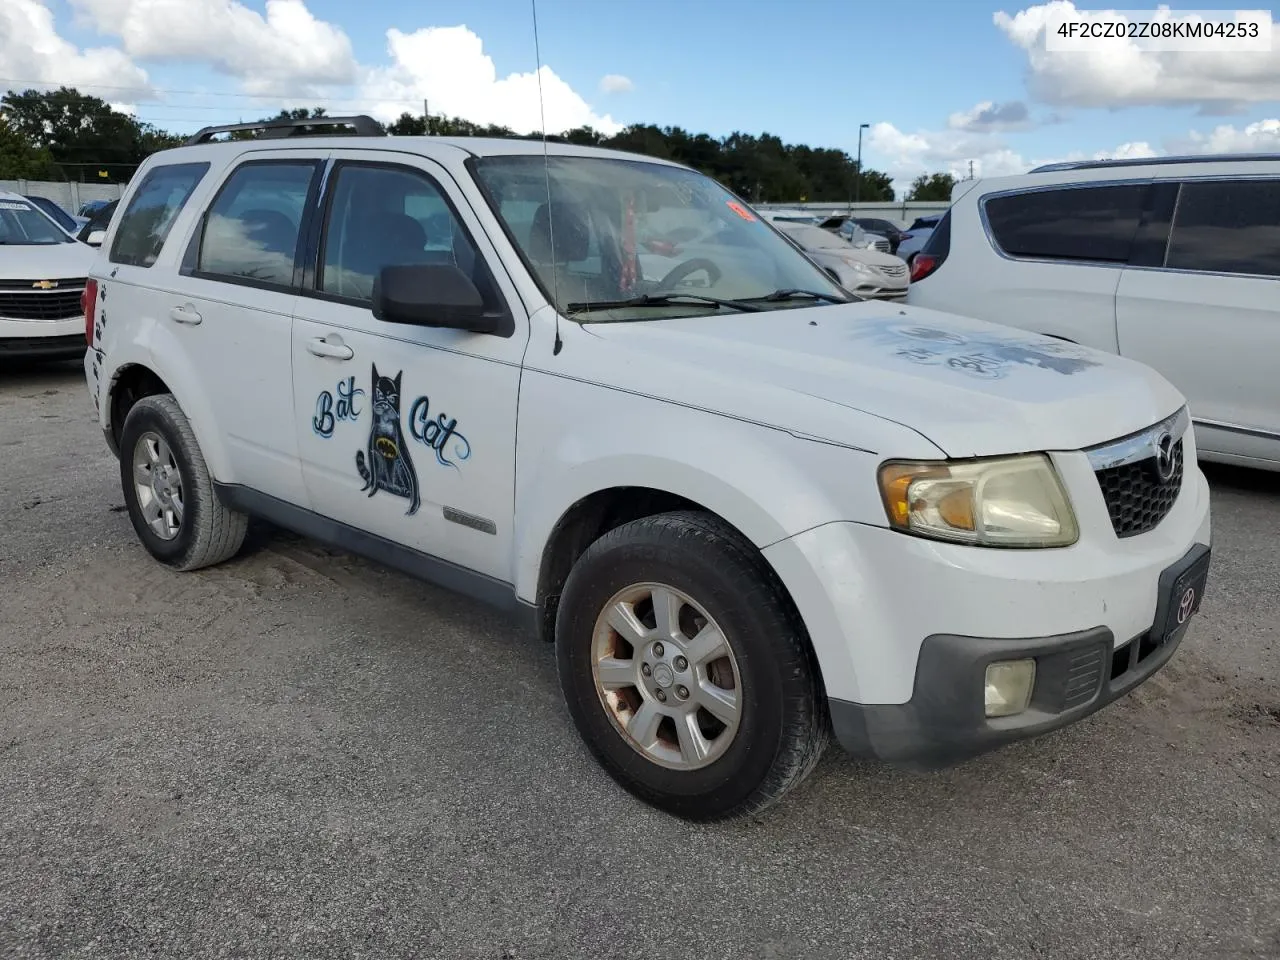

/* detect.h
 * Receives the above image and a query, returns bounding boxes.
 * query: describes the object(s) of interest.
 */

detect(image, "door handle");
[169,304,202,325]
[306,336,354,361]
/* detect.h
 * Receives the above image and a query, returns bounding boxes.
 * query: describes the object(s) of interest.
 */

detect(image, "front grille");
[1095,439,1183,538]
[880,263,908,278]
[0,278,86,322]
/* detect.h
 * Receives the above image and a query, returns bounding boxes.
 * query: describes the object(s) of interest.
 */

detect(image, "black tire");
[555,510,829,821]
[118,394,247,572]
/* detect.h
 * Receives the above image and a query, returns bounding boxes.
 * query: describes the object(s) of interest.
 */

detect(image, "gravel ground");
[1,360,1278,960]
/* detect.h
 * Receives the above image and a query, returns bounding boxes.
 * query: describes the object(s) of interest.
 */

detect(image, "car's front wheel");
[118,394,248,571]
[555,511,829,821]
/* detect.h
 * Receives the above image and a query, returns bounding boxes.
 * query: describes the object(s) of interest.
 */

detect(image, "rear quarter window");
[983,183,1148,263]
[1165,178,1280,278]
[109,162,210,268]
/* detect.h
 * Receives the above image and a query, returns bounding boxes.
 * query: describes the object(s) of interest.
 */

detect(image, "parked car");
[77,198,112,218]
[77,199,118,247]
[852,217,912,254]
[814,216,893,254]
[896,213,943,265]
[24,195,90,236]
[758,208,822,224]
[0,191,98,360]
[906,155,1280,471]
[774,221,908,299]
[83,117,1210,821]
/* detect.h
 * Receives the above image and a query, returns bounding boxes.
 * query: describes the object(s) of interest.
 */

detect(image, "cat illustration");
[355,364,421,516]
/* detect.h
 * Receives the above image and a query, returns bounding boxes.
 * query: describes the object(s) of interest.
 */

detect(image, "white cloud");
[599,74,634,95]
[868,121,1031,195]
[947,100,1033,132]
[359,25,622,135]
[869,119,1171,195]
[0,0,152,100]
[70,0,357,92]
[108,102,138,116]
[1177,118,1280,153]
[995,1,1280,112]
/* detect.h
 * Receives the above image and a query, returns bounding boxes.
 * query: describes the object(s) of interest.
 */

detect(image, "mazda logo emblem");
[1152,430,1177,482]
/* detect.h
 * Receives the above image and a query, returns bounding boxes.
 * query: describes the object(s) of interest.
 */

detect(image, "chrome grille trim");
[1085,406,1191,472]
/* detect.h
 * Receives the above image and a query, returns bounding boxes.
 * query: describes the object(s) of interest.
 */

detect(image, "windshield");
[0,200,73,245]
[471,155,849,321]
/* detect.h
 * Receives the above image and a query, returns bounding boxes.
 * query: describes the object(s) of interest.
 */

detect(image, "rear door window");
[1165,179,1280,278]
[983,184,1148,263]
[109,162,210,267]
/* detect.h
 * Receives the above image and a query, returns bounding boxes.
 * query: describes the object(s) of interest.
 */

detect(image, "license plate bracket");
[1151,544,1212,647]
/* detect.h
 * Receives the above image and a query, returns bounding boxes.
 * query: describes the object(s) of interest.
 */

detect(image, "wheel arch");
[526,483,818,676]
[103,348,233,481]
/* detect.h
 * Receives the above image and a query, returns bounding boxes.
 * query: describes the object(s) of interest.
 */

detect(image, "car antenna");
[531,0,563,356]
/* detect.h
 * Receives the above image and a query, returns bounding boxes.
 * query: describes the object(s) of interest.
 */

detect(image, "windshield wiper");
[565,293,763,315]
[739,288,852,305]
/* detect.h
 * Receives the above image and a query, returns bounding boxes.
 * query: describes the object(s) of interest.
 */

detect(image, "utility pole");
[968,159,975,180]
[854,122,870,207]
[423,99,430,134]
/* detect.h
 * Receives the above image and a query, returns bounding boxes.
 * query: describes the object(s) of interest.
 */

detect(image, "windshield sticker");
[726,200,756,222]
[409,396,471,469]
[312,376,365,438]
[356,365,421,516]
[0,201,29,210]
[850,320,1101,379]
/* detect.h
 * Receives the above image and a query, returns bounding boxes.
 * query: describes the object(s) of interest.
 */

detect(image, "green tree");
[907,172,957,202]
[1,87,145,179]
[0,117,54,178]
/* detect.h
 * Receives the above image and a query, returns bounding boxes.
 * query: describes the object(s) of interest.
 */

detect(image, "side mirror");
[85,229,107,246]
[372,264,498,334]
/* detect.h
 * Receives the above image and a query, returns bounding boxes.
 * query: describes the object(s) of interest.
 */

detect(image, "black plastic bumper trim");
[830,542,1211,768]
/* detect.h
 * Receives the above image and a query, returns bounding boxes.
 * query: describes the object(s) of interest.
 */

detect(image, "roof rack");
[183,115,385,146]
[1028,152,1280,174]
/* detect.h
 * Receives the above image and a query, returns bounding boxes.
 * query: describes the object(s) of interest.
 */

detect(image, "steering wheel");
[656,257,722,289]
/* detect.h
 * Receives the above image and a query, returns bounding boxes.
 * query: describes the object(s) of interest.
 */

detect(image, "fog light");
[985,659,1036,718]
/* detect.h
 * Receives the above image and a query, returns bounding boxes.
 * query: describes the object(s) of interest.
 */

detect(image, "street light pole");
[854,122,870,207]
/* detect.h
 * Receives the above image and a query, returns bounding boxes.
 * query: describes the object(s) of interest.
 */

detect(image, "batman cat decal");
[357,365,422,515]
[308,364,473,517]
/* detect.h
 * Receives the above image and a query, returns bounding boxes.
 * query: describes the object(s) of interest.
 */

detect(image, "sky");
[4,0,1280,197]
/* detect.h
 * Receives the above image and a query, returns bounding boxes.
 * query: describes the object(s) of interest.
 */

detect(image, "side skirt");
[213,482,540,635]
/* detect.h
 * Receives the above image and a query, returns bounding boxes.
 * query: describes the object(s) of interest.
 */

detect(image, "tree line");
[0,87,958,202]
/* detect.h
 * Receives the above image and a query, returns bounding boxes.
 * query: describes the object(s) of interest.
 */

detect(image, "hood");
[813,246,903,269]
[578,300,1186,458]
[0,240,97,280]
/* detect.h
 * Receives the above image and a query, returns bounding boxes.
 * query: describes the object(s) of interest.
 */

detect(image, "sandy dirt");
[1,360,1278,960]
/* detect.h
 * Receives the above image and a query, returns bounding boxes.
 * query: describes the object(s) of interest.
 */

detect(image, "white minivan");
[83,117,1212,820]
[907,155,1280,471]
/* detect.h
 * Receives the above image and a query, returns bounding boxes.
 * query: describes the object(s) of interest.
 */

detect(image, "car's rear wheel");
[118,394,248,571]
[555,510,829,821]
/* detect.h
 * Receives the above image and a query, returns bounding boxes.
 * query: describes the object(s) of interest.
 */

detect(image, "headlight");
[840,257,873,273]
[877,454,1079,548]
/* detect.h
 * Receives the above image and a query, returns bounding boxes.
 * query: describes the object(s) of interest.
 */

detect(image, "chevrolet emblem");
[32,280,58,290]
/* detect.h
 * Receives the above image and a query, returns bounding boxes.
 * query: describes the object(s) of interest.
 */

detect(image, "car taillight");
[910,253,940,283]
[82,278,98,345]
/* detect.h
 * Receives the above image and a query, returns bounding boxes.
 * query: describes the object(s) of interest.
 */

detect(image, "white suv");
[0,191,98,361]
[907,156,1280,471]
[83,117,1212,821]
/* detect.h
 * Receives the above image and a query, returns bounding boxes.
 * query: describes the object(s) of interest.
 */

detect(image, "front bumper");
[829,542,1210,767]
[0,333,86,360]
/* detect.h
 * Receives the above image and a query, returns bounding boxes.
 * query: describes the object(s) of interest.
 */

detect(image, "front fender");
[510,371,925,603]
